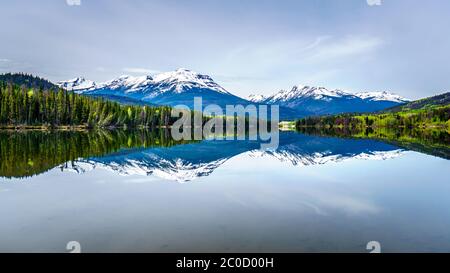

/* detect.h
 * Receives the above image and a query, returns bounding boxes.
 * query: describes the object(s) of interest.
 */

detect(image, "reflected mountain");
[249,133,404,166]
[2,129,447,181]
[65,140,261,181]
[64,131,404,182]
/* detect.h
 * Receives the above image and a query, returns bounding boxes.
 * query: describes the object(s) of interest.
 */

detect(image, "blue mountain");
[58,69,249,108]
[57,69,302,119]
[58,69,408,119]
[248,85,409,116]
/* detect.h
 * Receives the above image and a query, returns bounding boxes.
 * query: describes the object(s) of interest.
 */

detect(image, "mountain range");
[24,69,408,119]
[58,69,250,109]
[248,86,409,116]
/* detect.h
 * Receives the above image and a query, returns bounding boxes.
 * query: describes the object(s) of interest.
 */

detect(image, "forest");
[0,82,175,128]
[296,105,450,130]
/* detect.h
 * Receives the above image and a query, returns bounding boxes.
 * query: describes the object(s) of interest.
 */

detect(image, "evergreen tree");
[0,83,177,128]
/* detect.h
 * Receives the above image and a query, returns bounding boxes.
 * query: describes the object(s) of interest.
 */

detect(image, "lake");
[0,129,449,252]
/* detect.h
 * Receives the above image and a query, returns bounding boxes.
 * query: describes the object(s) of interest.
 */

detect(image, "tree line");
[296,105,450,129]
[0,82,175,128]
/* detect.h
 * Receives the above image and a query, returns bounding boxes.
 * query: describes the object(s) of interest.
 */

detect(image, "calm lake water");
[0,130,449,252]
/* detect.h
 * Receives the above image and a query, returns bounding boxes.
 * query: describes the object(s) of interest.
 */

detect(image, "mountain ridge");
[383,92,450,113]
[0,73,59,90]
[249,85,409,116]
[58,69,409,119]
[57,68,251,111]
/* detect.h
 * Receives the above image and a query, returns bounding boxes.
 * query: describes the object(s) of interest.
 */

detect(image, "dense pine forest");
[0,81,175,128]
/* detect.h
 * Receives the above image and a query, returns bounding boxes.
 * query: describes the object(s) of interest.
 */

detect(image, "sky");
[0,0,449,100]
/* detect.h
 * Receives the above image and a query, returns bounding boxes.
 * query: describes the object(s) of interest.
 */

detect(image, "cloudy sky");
[1,0,449,99]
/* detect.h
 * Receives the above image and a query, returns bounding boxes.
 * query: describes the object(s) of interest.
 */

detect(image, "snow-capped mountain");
[57,68,246,109]
[263,86,349,103]
[99,75,154,92]
[151,68,229,94]
[58,69,227,94]
[58,70,409,118]
[354,91,408,103]
[253,85,408,104]
[57,77,97,91]
[247,94,267,102]
[252,85,409,115]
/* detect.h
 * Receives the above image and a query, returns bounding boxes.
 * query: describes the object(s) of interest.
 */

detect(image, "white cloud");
[301,35,333,51]
[66,0,81,6]
[221,35,383,81]
[122,67,160,74]
[0,58,10,62]
[224,35,383,74]
[367,0,382,6]
[215,35,385,96]
[306,36,384,63]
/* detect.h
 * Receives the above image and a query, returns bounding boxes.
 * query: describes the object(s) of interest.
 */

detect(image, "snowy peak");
[291,85,348,98]
[261,85,408,104]
[249,85,409,115]
[152,68,229,94]
[58,68,229,95]
[100,75,154,91]
[57,77,97,92]
[247,94,266,102]
[286,86,346,100]
[354,91,409,103]
[153,68,205,83]
[263,85,349,104]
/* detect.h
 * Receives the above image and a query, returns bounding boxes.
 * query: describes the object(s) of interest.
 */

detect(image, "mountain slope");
[383,92,450,112]
[296,91,450,130]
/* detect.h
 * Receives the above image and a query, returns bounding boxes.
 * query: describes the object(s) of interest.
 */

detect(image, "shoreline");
[0,125,163,131]
[295,124,449,130]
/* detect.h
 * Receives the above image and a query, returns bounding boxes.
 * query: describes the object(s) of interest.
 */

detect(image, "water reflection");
[297,127,450,159]
[2,128,448,181]
[1,129,450,252]
[0,129,197,179]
